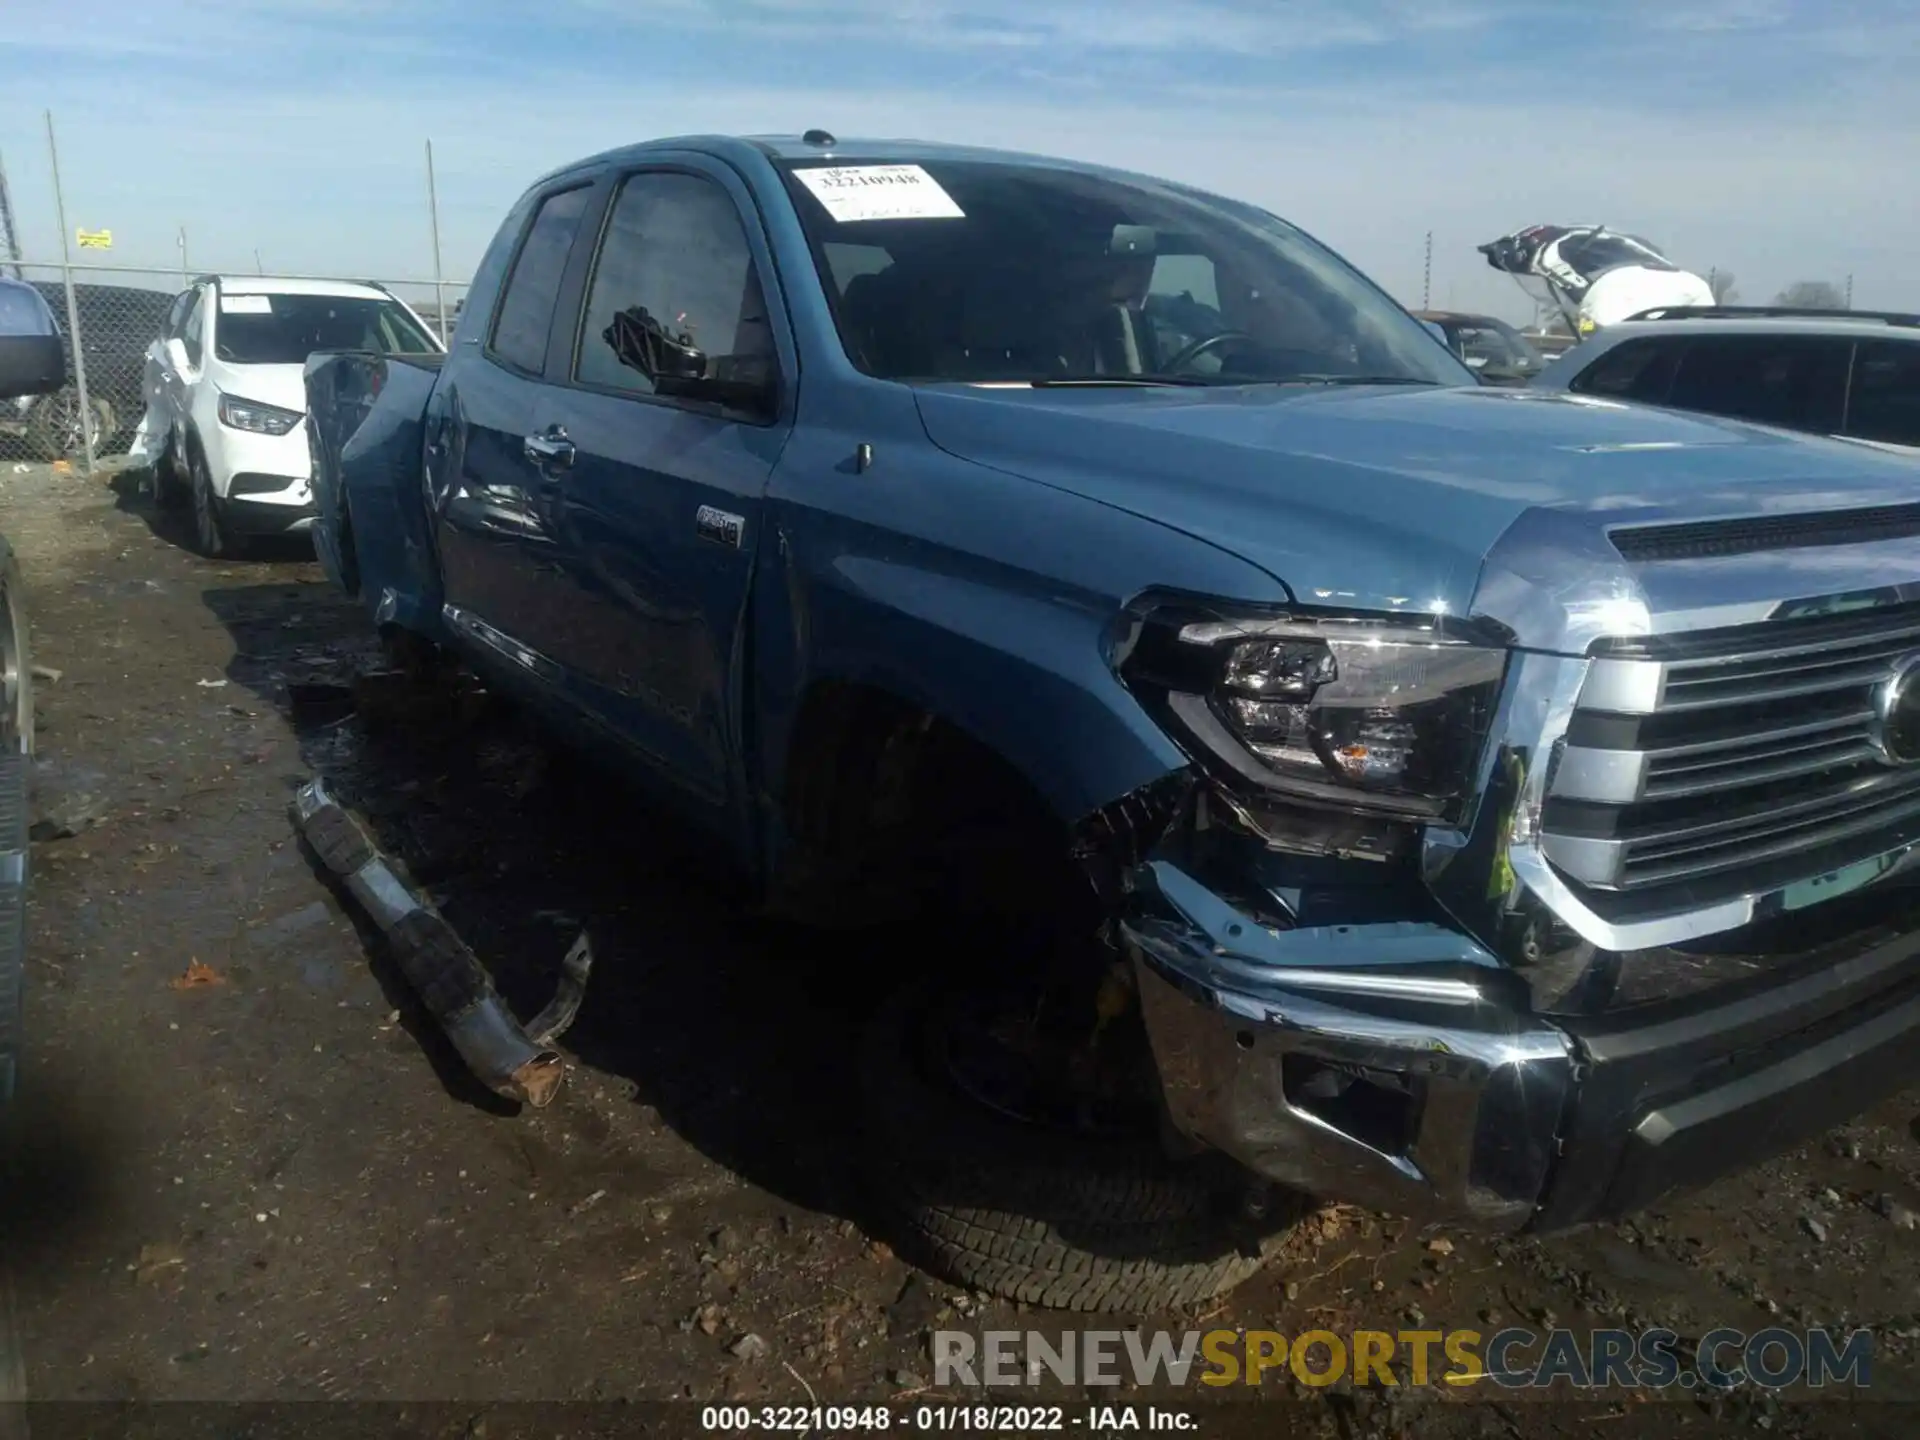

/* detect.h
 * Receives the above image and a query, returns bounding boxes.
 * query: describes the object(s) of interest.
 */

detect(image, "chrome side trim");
[442,603,562,684]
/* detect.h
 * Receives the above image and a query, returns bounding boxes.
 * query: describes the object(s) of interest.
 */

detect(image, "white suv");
[142,276,442,556]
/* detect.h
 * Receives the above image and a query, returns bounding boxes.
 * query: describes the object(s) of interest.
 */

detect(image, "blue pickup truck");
[306,133,1920,1313]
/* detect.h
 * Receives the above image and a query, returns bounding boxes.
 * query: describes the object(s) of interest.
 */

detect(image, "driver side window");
[574,171,774,402]
[162,289,193,341]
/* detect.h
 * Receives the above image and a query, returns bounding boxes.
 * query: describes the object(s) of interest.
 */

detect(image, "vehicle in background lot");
[0,276,55,1102]
[1412,309,1547,385]
[308,134,1920,1313]
[142,276,441,557]
[0,281,172,461]
[1480,224,1714,339]
[1532,307,1920,454]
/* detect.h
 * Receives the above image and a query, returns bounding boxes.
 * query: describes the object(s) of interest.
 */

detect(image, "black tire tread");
[859,981,1301,1313]
[908,1216,1277,1313]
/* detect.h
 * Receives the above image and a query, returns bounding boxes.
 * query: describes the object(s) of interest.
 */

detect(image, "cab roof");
[535,133,1171,191]
[209,276,391,300]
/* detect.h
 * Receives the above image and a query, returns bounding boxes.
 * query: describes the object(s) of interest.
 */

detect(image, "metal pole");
[178,225,189,286]
[254,248,264,275]
[425,139,448,342]
[45,111,96,476]
[1421,231,1433,311]
[0,148,22,280]
[1845,274,1854,309]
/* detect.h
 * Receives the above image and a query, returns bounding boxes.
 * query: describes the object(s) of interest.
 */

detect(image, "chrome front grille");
[1539,604,1920,903]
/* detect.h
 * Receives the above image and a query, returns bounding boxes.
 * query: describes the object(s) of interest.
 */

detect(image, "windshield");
[779,159,1471,387]
[213,293,437,365]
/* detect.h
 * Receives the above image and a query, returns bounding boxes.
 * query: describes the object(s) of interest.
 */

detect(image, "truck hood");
[911,382,1920,649]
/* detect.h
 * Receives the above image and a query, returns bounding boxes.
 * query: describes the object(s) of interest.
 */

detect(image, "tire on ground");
[858,980,1303,1313]
[0,550,32,1107]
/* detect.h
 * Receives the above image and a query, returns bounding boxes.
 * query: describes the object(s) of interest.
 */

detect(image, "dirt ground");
[5,454,1920,1438]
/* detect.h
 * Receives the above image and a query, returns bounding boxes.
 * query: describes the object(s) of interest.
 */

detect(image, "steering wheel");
[1163,329,1254,373]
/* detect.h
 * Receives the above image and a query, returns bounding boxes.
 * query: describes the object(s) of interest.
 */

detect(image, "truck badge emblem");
[1869,655,1920,766]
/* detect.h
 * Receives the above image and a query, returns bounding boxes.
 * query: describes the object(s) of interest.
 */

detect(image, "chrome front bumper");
[1121,859,1575,1232]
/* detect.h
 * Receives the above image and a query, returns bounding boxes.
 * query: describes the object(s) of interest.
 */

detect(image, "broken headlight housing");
[1116,604,1508,823]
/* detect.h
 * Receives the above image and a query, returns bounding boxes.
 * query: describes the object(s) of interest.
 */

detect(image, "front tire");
[0,553,32,1107]
[189,445,242,559]
[858,979,1303,1313]
[151,430,189,510]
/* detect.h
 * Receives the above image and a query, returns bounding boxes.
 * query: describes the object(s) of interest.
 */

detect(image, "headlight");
[218,392,303,435]
[1116,604,1508,821]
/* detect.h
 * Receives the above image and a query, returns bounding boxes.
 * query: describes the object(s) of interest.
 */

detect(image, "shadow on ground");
[198,579,907,1228]
[1,1047,136,1279]
[106,464,316,564]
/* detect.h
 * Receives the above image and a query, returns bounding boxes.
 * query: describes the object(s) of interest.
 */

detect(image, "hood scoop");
[1610,504,1920,564]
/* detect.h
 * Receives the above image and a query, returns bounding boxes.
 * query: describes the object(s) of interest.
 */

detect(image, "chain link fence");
[1,261,468,471]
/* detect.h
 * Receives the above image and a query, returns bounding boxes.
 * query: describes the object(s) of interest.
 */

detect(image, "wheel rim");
[47,391,104,455]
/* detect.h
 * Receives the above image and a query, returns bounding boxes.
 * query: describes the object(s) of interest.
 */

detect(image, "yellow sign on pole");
[76,228,111,249]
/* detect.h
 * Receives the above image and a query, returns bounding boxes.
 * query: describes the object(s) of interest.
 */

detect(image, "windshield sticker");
[793,165,964,223]
[219,294,272,314]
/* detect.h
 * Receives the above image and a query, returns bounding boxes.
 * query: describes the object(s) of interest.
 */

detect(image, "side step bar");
[290,777,587,1108]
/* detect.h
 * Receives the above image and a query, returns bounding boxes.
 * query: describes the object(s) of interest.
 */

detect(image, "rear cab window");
[487,185,593,375]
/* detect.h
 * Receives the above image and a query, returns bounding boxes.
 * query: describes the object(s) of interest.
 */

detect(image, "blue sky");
[1,0,1914,319]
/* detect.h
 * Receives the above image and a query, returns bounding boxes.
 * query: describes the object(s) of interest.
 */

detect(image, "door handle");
[523,429,575,469]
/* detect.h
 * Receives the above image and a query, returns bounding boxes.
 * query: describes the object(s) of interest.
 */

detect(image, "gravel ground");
[5,456,1920,1438]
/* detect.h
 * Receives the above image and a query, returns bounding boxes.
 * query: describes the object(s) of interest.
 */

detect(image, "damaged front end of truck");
[1096,508,1920,1236]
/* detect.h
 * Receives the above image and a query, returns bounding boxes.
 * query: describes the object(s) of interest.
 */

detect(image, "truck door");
[517,160,796,826]
[431,180,596,690]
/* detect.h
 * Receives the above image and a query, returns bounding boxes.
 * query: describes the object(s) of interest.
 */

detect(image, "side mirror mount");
[603,306,774,414]
[0,279,65,400]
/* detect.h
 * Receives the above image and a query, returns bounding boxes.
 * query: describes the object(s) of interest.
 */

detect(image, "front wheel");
[189,446,242,559]
[858,978,1305,1313]
[151,430,189,510]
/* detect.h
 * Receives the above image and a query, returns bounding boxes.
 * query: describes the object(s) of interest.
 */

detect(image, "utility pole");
[177,226,190,286]
[426,139,448,343]
[0,147,21,279]
[1845,274,1854,309]
[45,110,97,475]
[1422,231,1433,311]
